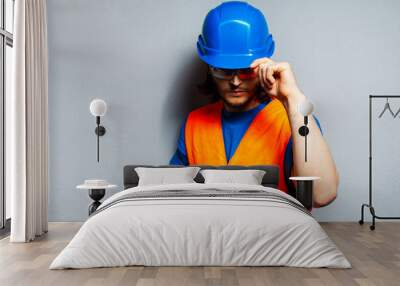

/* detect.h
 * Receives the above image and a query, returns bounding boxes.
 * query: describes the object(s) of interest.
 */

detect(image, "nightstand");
[289,176,320,210]
[77,180,117,215]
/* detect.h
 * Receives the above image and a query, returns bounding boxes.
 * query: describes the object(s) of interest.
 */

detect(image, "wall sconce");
[89,99,107,162]
[298,100,314,162]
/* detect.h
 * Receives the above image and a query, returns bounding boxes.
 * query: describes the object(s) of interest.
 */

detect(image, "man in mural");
[170,1,338,207]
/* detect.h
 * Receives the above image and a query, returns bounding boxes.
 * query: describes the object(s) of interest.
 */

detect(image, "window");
[0,0,14,232]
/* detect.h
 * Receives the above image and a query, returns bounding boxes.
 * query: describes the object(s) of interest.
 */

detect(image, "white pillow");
[135,167,201,186]
[200,169,266,185]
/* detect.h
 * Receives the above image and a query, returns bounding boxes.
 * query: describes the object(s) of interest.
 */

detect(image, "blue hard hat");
[197,1,275,69]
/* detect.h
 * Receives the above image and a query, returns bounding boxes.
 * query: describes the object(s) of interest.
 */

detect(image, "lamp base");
[95,126,106,136]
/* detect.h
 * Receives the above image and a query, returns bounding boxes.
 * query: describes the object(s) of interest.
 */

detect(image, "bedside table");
[77,180,117,215]
[289,176,320,210]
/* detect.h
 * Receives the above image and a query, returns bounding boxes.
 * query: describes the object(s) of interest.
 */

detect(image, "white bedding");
[50,183,351,269]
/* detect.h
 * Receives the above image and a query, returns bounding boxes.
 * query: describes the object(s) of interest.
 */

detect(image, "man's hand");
[250,58,304,105]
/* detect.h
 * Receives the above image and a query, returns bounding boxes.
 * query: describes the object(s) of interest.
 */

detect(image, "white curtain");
[9,0,49,242]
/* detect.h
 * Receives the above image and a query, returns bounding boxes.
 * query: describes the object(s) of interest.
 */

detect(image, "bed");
[50,165,350,269]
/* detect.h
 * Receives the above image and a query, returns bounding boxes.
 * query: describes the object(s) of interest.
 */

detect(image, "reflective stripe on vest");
[185,99,292,192]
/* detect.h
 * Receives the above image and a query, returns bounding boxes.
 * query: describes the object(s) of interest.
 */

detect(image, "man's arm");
[250,58,338,207]
[284,115,324,198]
[285,92,338,207]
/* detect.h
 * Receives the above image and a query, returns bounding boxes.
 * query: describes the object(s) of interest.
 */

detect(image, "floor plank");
[0,222,399,286]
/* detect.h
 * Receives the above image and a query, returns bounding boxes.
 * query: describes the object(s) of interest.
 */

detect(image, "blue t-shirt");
[169,99,322,191]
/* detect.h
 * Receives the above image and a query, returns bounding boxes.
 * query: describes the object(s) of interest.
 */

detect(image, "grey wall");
[47,0,400,222]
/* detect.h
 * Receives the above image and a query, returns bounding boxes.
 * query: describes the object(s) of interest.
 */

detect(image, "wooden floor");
[0,222,399,286]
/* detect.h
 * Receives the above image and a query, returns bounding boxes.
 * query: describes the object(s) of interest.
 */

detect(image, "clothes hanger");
[378,97,395,118]
[394,106,400,118]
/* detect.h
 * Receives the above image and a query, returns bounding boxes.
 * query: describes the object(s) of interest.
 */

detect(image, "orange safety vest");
[185,99,292,192]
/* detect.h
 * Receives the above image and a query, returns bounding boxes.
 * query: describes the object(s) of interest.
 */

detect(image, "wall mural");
[169,1,338,208]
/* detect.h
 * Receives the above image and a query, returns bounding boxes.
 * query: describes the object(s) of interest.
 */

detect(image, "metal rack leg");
[359,203,367,225]
[359,203,400,230]
[369,206,376,231]
[359,203,376,230]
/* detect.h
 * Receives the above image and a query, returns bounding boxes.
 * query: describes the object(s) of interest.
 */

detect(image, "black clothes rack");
[359,95,400,230]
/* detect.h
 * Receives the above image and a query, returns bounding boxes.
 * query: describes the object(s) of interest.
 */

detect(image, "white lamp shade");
[90,99,107,117]
[298,100,314,116]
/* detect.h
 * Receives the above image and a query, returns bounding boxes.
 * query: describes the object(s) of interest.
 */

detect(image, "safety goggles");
[210,66,257,80]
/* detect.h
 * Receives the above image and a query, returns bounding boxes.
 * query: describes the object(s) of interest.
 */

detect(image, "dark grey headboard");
[123,165,279,189]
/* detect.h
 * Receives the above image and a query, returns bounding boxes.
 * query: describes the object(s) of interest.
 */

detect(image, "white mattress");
[50,183,351,269]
